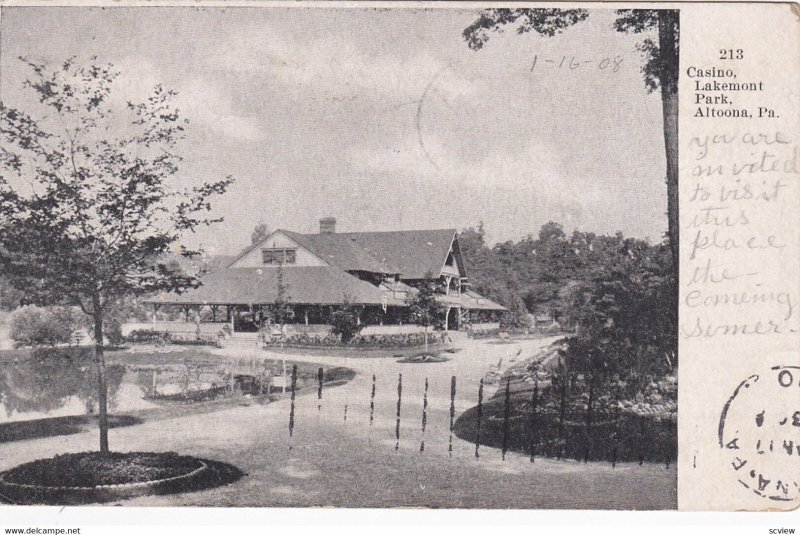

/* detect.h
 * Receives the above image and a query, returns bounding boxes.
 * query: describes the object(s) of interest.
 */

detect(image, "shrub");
[124,329,171,345]
[9,305,82,347]
[279,331,439,349]
[467,328,501,339]
[328,304,364,343]
[170,334,221,347]
[103,316,125,346]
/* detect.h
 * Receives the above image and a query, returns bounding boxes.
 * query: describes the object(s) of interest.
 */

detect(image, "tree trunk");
[658,10,680,266]
[92,293,110,453]
[424,324,429,355]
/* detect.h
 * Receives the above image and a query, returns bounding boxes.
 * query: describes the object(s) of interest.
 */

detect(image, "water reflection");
[0,353,269,424]
[0,351,126,423]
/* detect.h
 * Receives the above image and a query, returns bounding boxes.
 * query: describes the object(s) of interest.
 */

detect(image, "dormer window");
[262,248,296,265]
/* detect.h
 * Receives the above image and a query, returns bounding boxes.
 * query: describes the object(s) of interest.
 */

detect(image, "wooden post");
[194,306,201,339]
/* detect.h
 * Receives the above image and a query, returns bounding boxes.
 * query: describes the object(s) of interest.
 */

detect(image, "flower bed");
[0,451,244,505]
[275,332,447,349]
[123,329,221,347]
[467,328,501,339]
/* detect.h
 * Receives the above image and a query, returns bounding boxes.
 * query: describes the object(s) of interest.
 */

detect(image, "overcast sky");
[1,6,667,255]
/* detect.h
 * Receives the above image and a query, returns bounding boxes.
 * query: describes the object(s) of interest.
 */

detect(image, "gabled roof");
[324,229,458,280]
[281,230,398,274]
[146,265,505,311]
[147,267,408,306]
[230,227,459,280]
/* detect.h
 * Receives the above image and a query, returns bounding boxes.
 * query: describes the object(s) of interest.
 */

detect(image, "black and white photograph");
[0,5,680,510]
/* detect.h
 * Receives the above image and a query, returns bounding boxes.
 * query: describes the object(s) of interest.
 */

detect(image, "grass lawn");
[0,335,676,508]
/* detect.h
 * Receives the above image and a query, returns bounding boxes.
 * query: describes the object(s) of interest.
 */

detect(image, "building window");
[261,248,296,265]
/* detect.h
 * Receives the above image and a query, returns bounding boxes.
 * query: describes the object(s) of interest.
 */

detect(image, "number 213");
[720,49,744,60]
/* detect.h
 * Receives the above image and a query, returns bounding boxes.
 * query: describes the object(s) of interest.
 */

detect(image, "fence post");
[584,374,595,463]
[529,380,538,463]
[557,375,567,460]
[448,376,456,458]
[475,378,484,459]
[664,414,672,469]
[288,363,298,451]
[369,374,376,427]
[420,378,428,452]
[502,376,511,461]
[611,383,620,468]
[395,373,402,452]
[317,367,324,413]
[638,413,646,465]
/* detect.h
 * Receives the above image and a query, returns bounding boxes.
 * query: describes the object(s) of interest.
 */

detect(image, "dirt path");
[0,336,676,508]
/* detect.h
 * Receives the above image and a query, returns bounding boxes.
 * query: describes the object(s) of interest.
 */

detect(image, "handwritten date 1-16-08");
[531,55,623,73]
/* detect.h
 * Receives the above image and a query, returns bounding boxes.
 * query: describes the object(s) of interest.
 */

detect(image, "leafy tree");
[457,220,677,394]
[406,272,444,354]
[560,238,676,394]
[0,57,233,452]
[0,274,25,311]
[250,221,270,246]
[464,9,679,264]
[8,305,82,347]
[329,300,364,343]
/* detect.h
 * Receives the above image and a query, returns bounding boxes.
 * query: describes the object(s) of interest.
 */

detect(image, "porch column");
[444,306,451,331]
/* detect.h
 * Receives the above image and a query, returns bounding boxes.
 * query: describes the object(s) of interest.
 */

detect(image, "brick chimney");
[319,217,337,234]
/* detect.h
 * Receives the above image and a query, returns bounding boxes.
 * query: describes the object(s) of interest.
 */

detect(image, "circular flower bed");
[0,451,244,505]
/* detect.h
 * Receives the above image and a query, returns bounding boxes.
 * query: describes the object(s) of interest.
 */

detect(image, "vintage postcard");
[0,0,797,523]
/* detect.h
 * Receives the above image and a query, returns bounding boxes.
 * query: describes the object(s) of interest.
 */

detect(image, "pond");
[0,351,276,425]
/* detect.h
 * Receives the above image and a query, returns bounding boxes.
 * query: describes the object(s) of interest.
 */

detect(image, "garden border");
[0,460,208,492]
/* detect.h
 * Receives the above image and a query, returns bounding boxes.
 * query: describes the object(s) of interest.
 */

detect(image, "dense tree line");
[458,221,677,382]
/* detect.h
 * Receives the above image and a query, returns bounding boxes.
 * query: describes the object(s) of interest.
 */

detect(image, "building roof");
[337,229,458,280]
[281,230,398,274]
[313,229,458,280]
[230,228,458,280]
[147,267,408,306]
[150,225,504,311]
[145,266,505,311]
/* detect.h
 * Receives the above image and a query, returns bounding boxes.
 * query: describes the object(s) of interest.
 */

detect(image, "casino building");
[147,218,505,336]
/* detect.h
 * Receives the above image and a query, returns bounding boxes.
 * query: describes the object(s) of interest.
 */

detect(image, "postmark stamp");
[719,366,800,502]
